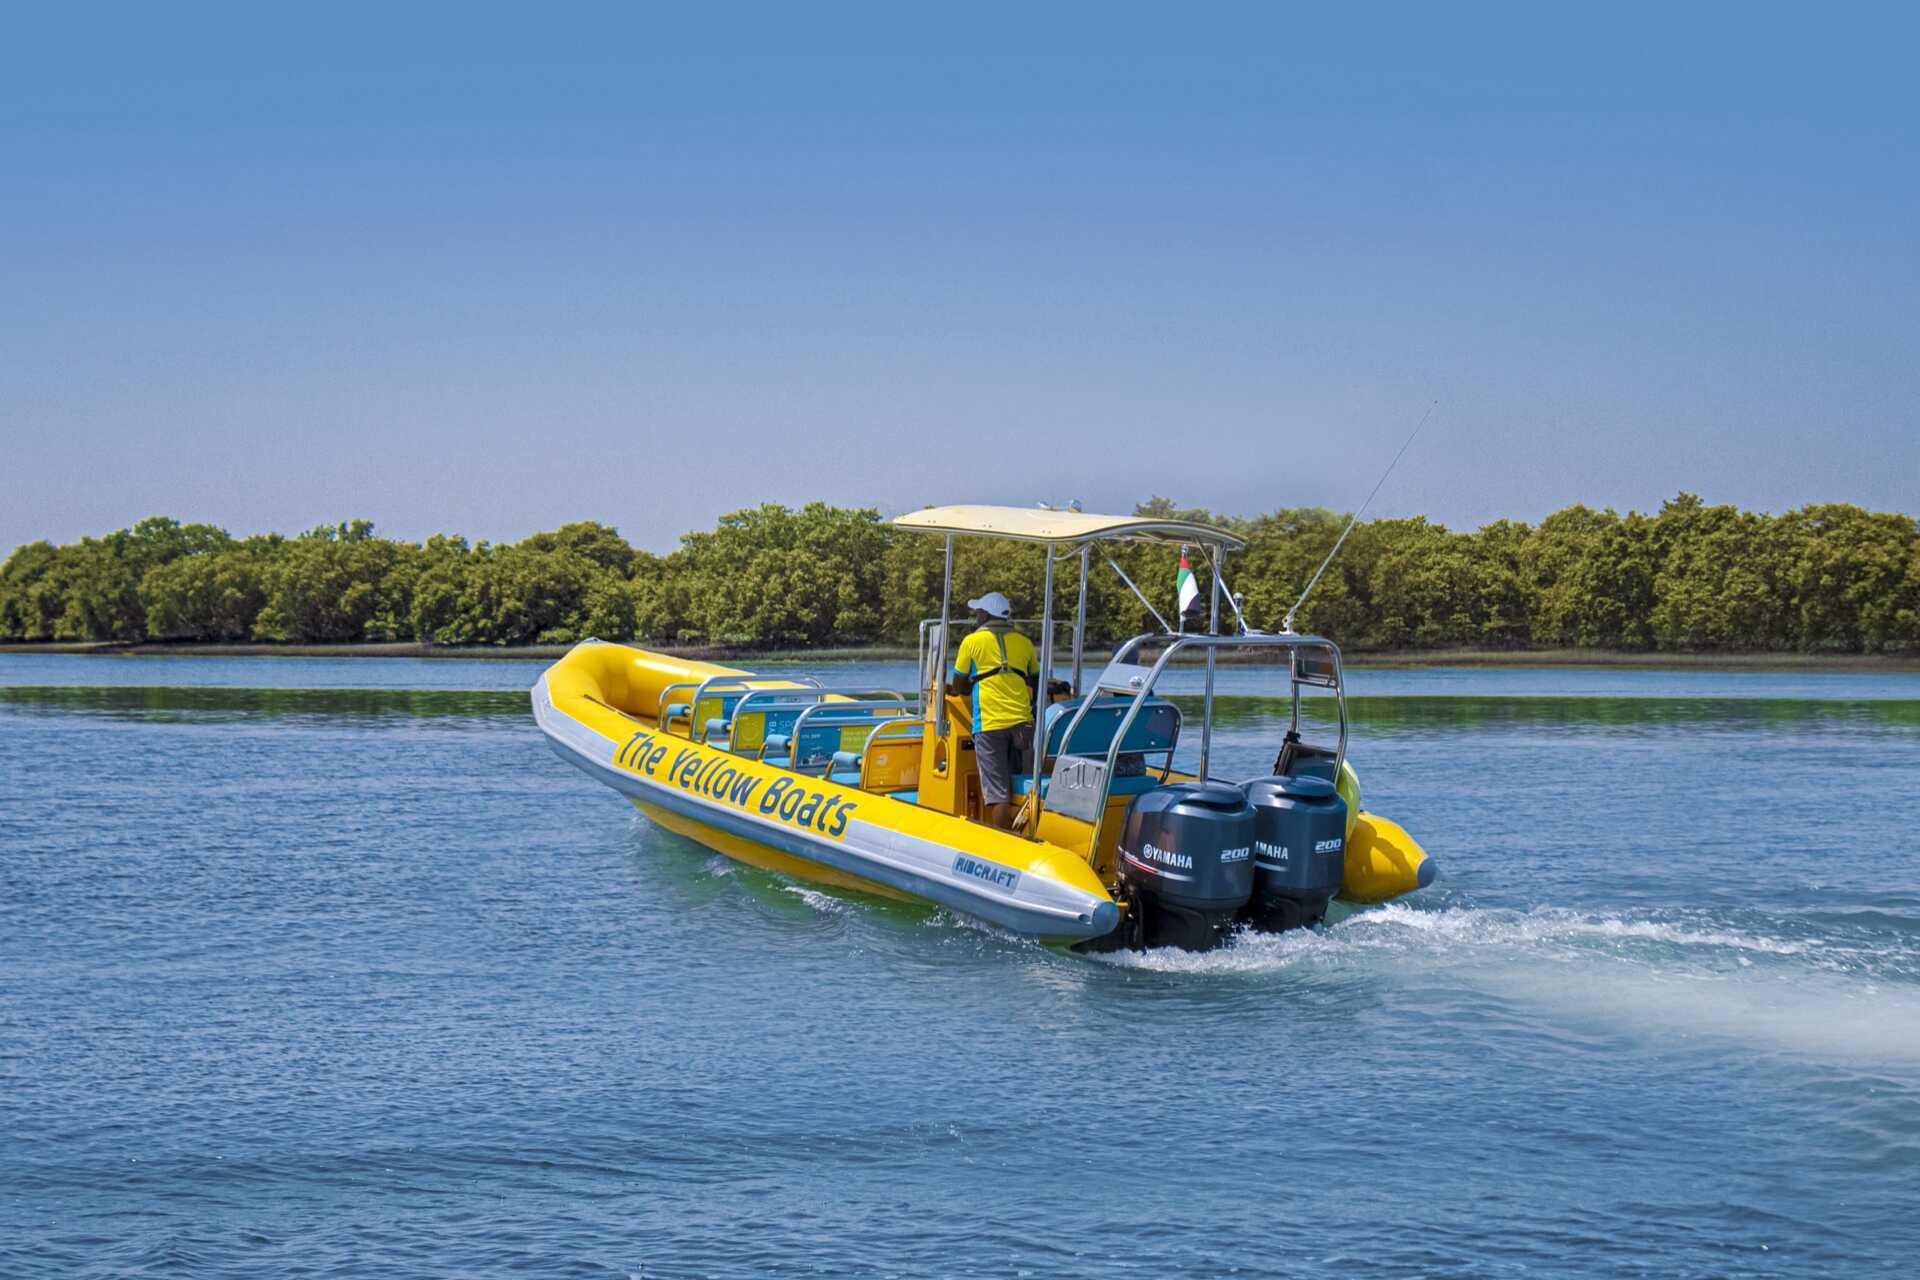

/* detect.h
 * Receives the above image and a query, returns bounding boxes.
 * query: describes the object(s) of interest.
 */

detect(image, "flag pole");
[1176,544,1186,635]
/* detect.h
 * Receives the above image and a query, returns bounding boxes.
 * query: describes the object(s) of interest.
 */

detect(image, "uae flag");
[1176,547,1200,617]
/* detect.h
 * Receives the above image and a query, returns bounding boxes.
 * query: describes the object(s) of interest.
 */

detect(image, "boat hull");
[631,798,913,901]
[533,665,1120,941]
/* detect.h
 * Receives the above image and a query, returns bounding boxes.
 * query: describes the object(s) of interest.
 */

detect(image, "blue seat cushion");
[1041,697,1180,757]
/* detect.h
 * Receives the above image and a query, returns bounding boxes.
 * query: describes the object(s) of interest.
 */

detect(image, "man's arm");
[945,634,975,696]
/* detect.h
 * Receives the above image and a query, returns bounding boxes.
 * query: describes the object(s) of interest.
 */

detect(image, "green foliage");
[1779,504,1920,652]
[0,541,64,639]
[3,497,1917,653]
[408,544,605,645]
[515,521,636,575]
[1523,505,1657,649]
[52,540,146,641]
[253,525,417,642]
[1647,495,1792,650]
[628,550,688,642]
[143,549,270,640]
[0,516,237,642]
[672,504,891,647]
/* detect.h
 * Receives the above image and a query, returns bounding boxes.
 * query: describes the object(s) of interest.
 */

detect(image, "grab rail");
[1079,632,1347,853]
[742,686,916,761]
[786,698,914,774]
[655,673,824,735]
[730,685,913,719]
[860,716,926,754]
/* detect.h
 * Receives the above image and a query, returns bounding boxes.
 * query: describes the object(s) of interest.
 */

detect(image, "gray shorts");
[974,722,1034,806]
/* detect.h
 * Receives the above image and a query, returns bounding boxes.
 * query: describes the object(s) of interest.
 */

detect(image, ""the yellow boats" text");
[617,730,858,837]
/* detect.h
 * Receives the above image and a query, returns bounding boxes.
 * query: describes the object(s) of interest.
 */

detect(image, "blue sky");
[3,2,1915,555]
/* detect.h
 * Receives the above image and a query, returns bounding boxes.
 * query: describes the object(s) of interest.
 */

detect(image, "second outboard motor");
[1244,775,1348,931]
[1115,782,1255,951]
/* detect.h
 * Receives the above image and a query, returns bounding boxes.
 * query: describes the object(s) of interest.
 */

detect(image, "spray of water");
[1095,902,1920,1062]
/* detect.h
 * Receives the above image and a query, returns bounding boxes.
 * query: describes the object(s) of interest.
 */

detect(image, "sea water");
[3,655,1918,1277]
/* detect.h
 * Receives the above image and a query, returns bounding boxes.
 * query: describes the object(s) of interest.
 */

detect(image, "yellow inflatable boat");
[531,505,1433,949]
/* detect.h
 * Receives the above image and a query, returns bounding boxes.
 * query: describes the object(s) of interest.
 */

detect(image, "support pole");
[1031,545,1056,831]
[934,534,954,743]
[1104,554,1173,635]
[1200,544,1222,780]
[1071,543,1089,695]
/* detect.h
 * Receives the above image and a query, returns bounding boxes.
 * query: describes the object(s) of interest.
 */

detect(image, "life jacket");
[971,626,1037,691]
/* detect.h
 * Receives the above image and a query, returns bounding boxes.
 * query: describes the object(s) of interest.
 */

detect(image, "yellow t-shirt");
[952,624,1038,732]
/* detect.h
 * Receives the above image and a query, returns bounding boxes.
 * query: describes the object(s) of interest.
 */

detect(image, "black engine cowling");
[1114,782,1254,951]
[1243,774,1348,931]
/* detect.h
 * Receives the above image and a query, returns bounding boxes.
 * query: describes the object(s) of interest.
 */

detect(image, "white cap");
[967,591,1013,619]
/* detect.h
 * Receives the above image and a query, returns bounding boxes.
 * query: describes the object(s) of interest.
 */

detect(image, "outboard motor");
[1243,774,1348,931]
[1115,782,1255,951]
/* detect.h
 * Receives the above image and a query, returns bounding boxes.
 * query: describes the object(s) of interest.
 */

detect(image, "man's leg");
[985,722,1032,831]
[977,728,1012,829]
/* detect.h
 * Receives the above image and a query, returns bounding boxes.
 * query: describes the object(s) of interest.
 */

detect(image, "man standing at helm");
[948,591,1039,831]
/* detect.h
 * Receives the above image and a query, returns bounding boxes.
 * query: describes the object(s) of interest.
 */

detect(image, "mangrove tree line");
[2,495,1916,653]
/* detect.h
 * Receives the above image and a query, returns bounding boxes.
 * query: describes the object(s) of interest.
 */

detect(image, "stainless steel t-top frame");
[892,505,1252,835]
[1050,631,1348,851]
[1103,631,1349,776]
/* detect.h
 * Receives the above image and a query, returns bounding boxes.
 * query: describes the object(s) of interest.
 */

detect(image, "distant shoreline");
[5,640,1918,673]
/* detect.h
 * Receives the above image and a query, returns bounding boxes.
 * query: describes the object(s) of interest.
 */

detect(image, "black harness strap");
[970,628,1038,689]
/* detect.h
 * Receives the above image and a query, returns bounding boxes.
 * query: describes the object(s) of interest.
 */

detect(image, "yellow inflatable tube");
[532,642,1122,942]
[542,643,782,718]
[1327,758,1435,903]
[1339,812,1434,904]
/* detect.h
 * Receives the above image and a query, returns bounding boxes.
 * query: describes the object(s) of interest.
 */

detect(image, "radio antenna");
[1281,399,1438,634]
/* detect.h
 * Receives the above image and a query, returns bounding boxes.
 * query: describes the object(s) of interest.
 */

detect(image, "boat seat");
[735,707,806,758]
[856,723,923,793]
[667,689,751,738]
[779,711,902,774]
[754,713,859,766]
[1008,696,1183,799]
[1039,695,1182,758]
[887,789,919,806]
[808,717,922,791]
[665,688,752,737]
